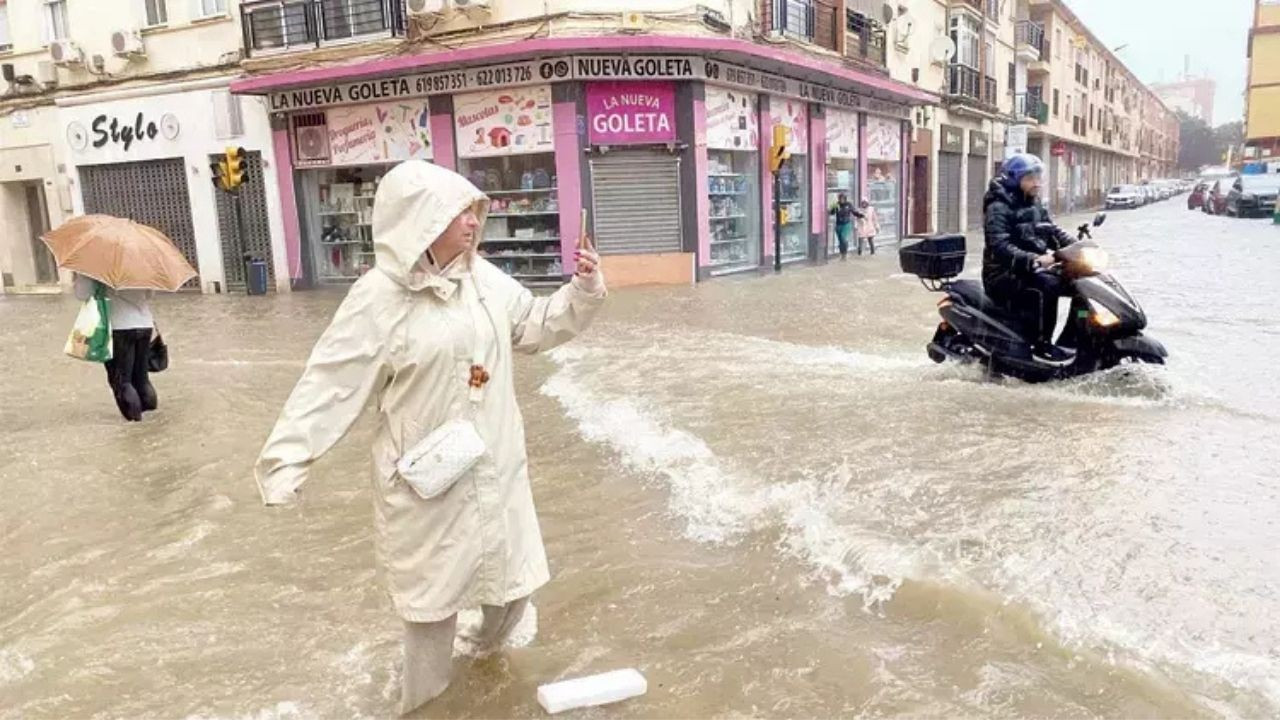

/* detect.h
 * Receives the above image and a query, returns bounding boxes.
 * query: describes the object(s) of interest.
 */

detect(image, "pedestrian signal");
[769,124,791,174]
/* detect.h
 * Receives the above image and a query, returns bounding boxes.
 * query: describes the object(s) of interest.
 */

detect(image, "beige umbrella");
[41,214,197,291]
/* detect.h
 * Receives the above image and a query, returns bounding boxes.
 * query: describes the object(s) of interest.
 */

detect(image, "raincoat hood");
[372,161,490,287]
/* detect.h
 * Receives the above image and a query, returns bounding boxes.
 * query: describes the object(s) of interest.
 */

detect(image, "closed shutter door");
[212,151,276,289]
[79,159,200,287]
[938,152,963,233]
[966,155,988,230]
[589,151,682,254]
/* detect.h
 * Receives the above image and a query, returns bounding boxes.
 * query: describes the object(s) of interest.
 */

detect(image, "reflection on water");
[1,203,1277,718]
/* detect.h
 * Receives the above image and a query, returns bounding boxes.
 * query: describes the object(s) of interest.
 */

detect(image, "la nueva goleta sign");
[266,54,910,120]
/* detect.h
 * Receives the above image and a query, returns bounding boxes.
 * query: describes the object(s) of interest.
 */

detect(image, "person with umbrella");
[43,215,196,422]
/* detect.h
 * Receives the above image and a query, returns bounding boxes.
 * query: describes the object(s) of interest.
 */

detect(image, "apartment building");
[1019,0,1177,212]
[1245,0,1280,164]
[227,1,936,287]
[0,0,291,294]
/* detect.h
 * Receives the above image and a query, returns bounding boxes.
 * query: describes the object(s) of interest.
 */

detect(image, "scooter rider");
[982,153,1077,366]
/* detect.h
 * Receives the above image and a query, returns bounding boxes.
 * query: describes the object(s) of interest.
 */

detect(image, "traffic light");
[224,146,246,190]
[769,124,791,174]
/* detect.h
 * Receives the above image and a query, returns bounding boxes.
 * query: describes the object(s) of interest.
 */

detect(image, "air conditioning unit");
[452,0,491,17]
[406,0,446,17]
[49,40,85,67]
[36,61,59,86]
[292,113,331,164]
[111,29,146,58]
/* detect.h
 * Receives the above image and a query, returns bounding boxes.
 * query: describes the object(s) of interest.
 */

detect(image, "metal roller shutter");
[79,159,200,287]
[212,151,276,289]
[938,152,962,233]
[589,151,682,255]
[966,155,988,230]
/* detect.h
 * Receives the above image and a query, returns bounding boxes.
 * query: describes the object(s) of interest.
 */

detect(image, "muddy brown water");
[2,201,1277,719]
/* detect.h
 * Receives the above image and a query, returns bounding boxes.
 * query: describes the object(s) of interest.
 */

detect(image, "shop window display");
[464,153,562,284]
[866,116,902,242]
[770,98,809,263]
[825,108,860,256]
[309,166,387,282]
[704,86,761,273]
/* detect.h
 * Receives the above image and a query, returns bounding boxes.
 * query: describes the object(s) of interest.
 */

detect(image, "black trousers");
[992,273,1070,344]
[104,329,157,422]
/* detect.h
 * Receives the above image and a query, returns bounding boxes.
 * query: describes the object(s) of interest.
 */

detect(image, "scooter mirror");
[1094,213,1107,227]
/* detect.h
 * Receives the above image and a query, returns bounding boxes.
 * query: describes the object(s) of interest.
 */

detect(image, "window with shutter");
[45,0,69,42]
[0,4,11,52]
[143,0,168,26]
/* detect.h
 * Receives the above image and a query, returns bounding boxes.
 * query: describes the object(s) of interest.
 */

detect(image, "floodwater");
[2,200,1278,719]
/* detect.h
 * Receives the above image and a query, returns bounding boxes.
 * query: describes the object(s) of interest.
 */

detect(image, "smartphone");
[579,208,590,249]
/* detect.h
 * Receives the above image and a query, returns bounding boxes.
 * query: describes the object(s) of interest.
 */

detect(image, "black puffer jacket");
[981,176,1076,299]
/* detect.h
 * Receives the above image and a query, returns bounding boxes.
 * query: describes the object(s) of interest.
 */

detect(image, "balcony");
[1015,20,1044,62]
[1029,38,1051,75]
[241,0,406,57]
[947,64,998,109]
[1015,92,1048,124]
[845,9,887,68]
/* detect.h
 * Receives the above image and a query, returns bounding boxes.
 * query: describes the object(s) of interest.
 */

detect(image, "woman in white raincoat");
[254,160,605,714]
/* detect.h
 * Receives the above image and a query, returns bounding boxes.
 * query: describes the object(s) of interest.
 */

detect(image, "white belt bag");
[396,418,485,500]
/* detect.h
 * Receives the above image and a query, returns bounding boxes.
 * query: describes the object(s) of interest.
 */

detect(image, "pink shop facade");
[230,36,936,288]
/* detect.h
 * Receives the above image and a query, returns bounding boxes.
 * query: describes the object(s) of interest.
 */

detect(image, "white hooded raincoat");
[255,161,605,622]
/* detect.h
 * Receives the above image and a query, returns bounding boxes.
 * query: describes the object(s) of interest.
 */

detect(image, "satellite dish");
[881,2,896,24]
[929,36,957,64]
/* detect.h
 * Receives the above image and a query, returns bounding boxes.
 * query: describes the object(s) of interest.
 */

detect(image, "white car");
[1106,184,1142,209]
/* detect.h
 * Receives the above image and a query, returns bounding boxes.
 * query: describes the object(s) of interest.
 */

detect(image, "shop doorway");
[911,155,930,235]
[589,150,683,256]
[24,183,58,284]
[938,152,963,233]
[212,151,276,290]
[966,153,989,230]
[79,159,201,288]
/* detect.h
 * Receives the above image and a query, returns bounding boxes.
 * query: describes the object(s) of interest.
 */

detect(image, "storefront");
[57,80,288,294]
[703,85,761,275]
[865,115,903,243]
[292,98,434,282]
[234,40,933,287]
[938,124,965,233]
[965,130,990,231]
[824,107,859,255]
[771,97,810,264]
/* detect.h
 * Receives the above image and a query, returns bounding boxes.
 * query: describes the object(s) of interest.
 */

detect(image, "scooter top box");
[900,234,966,280]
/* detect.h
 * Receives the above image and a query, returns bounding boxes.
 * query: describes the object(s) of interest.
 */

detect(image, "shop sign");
[572,56,698,81]
[326,100,433,166]
[867,116,902,161]
[703,59,911,119]
[705,85,758,152]
[1005,124,1028,155]
[940,124,964,154]
[969,130,989,157]
[454,86,554,158]
[826,107,859,160]
[66,111,180,153]
[769,97,808,155]
[586,81,676,145]
[1051,140,1067,157]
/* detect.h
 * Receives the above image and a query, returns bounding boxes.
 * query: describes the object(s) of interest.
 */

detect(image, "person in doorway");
[254,160,606,716]
[981,152,1077,366]
[828,192,864,260]
[73,273,157,422]
[856,197,881,255]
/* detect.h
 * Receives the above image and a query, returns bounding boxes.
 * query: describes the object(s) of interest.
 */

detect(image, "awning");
[230,35,938,108]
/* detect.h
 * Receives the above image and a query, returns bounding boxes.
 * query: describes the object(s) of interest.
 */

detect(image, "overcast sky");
[1062,0,1254,126]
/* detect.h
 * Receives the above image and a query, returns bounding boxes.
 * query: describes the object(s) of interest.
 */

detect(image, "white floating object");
[536,668,647,714]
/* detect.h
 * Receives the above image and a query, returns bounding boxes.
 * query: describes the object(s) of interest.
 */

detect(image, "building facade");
[1245,0,1280,163]
[1152,76,1217,126]
[229,0,934,288]
[0,0,290,294]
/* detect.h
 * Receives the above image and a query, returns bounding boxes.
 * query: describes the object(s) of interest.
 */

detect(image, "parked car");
[1225,174,1280,218]
[1139,185,1155,205]
[1106,184,1142,209]
[1202,177,1235,215]
[1188,181,1209,210]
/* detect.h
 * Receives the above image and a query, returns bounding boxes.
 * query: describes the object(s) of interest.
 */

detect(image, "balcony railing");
[1015,20,1044,57]
[1015,92,1048,123]
[241,0,406,56]
[947,64,999,108]
[845,10,887,67]
[773,0,817,41]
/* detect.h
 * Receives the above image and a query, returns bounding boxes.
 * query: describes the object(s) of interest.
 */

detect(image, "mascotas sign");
[585,81,677,145]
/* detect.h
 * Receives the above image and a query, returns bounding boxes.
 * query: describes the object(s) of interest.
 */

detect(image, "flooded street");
[2,201,1278,719]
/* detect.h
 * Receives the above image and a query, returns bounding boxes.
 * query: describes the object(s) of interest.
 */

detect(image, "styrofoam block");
[536,668,647,714]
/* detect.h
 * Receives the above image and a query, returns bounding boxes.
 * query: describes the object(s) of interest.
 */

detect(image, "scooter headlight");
[1077,247,1110,272]
[1089,299,1121,328]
